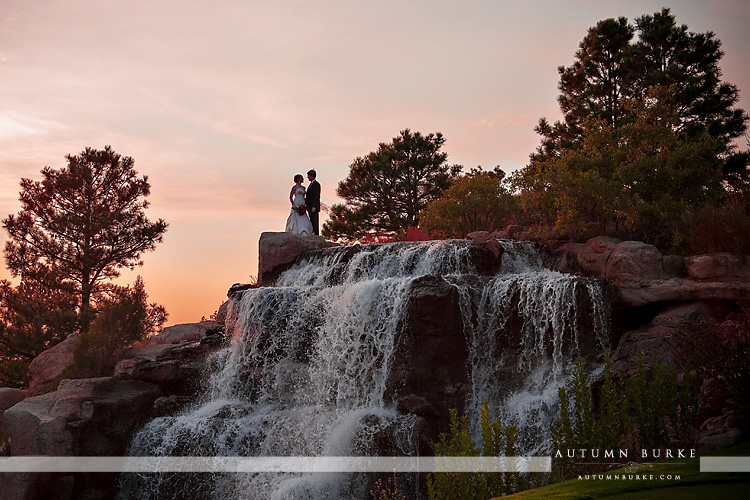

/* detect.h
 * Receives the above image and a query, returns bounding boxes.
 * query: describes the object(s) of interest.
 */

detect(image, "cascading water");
[458,241,610,454]
[118,239,609,499]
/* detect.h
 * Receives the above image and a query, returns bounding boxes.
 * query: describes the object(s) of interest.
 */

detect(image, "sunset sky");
[1,0,748,326]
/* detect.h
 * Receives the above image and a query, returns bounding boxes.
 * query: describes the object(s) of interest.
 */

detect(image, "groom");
[305,169,321,236]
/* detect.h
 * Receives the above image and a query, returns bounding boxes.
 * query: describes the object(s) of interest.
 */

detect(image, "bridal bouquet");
[297,204,307,215]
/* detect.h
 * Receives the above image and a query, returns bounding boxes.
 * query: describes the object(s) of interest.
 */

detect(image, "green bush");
[62,277,166,379]
[427,400,522,500]
[551,351,699,479]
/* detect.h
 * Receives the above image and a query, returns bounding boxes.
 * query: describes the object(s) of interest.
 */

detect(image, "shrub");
[62,277,166,379]
[427,400,521,500]
[368,471,406,500]
[421,172,518,239]
[551,351,700,479]
[674,303,750,420]
[688,193,750,254]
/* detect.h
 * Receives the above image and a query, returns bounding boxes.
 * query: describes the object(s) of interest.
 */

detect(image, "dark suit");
[305,179,321,235]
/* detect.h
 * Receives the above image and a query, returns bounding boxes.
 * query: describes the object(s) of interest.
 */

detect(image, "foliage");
[628,353,670,449]
[368,471,406,500]
[420,169,518,238]
[323,129,461,242]
[674,303,750,418]
[0,275,78,387]
[552,352,700,479]
[3,146,168,330]
[518,8,749,248]
[61,276,167,379]
[513,96,725,250]
[532,7,748,178]
[688,192,750,254]
[427,400,522,500]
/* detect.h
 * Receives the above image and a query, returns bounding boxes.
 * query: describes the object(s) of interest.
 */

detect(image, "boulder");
[215,300,230,324]
[577,236,622,276]
[114,340,218,397]
[605,241,663,287]
[0,388,27,456]
[385,274,469,451]
[685,253,750,280]
[697,410,744,451]
[605,303,713,378]
[4,377,160,500]
[0,388,26,415]
[546,236,622,276]
[616,277,750,308]
[6,377,159,456]
[466,232,505,262]
[151,320,222,344]
[27,333,78,397]
[258,231,338,285]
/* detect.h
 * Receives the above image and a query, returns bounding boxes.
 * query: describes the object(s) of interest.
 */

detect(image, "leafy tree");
[532,8,748,182]
[514,93,726,249]
[420,168,518,238]
[0,275,78,387]
[61,276,167,379]
[322,129,460,241]
[3,146,168,330]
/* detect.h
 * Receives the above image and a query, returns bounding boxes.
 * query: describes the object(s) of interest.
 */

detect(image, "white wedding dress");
[285,187,314,236]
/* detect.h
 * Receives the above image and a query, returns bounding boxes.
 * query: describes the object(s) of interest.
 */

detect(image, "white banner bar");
[0,456,551,473]
[700,457,750,472]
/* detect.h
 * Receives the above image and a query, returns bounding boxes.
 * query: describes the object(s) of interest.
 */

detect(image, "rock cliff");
[1,232,747,499]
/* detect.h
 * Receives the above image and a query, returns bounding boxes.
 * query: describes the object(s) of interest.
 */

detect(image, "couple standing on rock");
[285,169,321,237]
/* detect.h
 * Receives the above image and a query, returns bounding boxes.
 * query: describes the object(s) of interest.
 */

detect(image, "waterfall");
[119,240,609,499]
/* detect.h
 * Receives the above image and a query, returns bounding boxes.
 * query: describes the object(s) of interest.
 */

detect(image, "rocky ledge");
[546,236,750,307]
[1,321,227,500]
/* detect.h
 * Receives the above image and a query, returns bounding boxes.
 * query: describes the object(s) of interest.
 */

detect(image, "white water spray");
[119,240,609,498]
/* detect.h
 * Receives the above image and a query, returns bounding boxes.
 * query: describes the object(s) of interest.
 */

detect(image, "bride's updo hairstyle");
[294,174,303,183]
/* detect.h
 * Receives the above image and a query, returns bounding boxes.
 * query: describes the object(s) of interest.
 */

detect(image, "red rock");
[258,231,338,284]
[602,303,713,380]
[0,388,27,456]
[685,253,750,280]
[605,241,663,287]
[27,333,78,397]
[572,236,623,276]
[4,377,159,499]
[151,320,221,344]
[616,278,750,307]
[115,339,220,396]
[0,388,26,414]
[586,235,622,253]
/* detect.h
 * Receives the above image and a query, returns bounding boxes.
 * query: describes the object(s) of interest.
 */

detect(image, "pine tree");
[3,146,168,330]
[323,129,460,241]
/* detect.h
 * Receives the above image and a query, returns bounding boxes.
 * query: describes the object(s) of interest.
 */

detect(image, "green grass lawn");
[500,443,750,500]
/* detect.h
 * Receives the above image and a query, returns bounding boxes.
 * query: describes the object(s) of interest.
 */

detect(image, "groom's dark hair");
[307,169,317,179]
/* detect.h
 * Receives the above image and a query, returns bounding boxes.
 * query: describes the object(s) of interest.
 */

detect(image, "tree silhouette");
[3,146,168,330]
[323,129,460,241]
[532,8,748,181]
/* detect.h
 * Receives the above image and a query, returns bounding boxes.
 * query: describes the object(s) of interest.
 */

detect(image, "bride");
[285,174,314,236]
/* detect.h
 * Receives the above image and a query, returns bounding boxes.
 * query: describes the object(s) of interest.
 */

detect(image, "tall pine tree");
[323,129,460,241]
[3,146,168,330]
[531,8,748,181]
